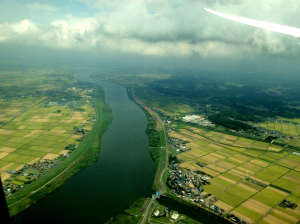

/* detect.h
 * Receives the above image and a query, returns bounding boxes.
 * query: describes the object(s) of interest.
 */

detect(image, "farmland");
[99,73,300,223]
[0,98,95,179]
[0,70,111,215]
[255,119,300,148]
[168,124,300,224]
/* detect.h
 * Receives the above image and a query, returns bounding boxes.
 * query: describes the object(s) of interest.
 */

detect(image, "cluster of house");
[279,199,298,209]
[167,161,210,203]
[73,126,87,135]
[3,159,56,196]
[2,119,93,197]
[29,159,56,173]
[167,160,250,224]
[227,214,248,224]
[256,124,284,140]
[45,98,86,109]
[65,143,77,151]
[168,137,191,153]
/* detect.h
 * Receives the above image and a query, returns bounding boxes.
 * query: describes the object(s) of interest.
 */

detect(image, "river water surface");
[13,82,154,223]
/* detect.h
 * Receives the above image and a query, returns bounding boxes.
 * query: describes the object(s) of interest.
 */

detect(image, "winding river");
[13,82,154,223]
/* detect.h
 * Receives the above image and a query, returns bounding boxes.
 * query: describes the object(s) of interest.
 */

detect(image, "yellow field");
[171,126,300,224]
[183,126,284,153]
[0,95,95,180]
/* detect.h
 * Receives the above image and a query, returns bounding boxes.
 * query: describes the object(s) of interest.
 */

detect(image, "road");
[132,89,169,224]
[139,198,154,224]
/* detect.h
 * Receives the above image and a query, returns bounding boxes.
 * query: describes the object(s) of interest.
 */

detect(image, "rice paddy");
[256,119,300,148]
[171,125,300,223]
[0,71,96,184]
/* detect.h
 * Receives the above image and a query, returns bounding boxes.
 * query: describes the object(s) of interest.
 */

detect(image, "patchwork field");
[256,119,300,148]
[170,125,300,224]
[0,71,96,187]
[0,102,95,177]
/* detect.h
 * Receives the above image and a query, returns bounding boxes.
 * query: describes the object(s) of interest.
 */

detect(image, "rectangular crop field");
[170,125,300,223]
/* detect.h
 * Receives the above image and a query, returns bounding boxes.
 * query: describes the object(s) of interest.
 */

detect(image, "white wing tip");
[204,8,216,15]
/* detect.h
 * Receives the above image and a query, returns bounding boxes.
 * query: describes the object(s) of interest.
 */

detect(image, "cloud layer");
[0,0,299,57]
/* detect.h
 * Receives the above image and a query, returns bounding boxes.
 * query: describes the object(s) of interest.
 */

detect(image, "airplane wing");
[204,8,300,38]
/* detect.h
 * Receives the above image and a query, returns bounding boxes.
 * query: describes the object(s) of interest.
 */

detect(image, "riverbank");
[126,88,234,224]
[127,88,169,192]
[8,90,112,216]
[13,82,154,224]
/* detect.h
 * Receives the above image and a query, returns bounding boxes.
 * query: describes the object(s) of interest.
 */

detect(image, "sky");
[0,0,299,75]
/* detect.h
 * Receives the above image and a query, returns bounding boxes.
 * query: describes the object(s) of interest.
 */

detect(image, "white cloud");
[0,0,299,57]
[11,19,39,34]
[46,16,97,47]
[0,17,97,48]
[0,20,39,43]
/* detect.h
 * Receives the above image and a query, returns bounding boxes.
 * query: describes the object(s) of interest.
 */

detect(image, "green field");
[0,70,112,215]
[170,125,300,224]
[256,119,300,148]
[0,71,96,180]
